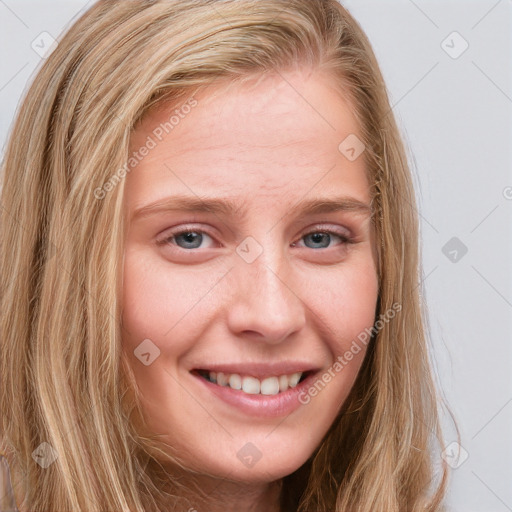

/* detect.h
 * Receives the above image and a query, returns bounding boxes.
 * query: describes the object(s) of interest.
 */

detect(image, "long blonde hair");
[0,1,449,510]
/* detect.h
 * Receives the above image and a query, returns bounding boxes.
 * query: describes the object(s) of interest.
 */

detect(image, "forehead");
[126,68,369,210]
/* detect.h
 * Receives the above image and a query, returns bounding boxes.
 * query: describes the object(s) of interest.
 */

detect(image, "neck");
[157,465,283,512]
[192,477,282,512]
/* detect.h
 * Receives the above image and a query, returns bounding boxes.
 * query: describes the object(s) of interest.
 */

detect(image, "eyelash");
[156,224,355,250]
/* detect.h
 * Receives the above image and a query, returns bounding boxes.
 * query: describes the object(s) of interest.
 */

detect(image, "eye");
[156,224,355,253]
[157,227,216,250]
[293,228,353,250]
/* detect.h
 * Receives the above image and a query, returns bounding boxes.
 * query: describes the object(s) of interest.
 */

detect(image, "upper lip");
[191,362,321,379]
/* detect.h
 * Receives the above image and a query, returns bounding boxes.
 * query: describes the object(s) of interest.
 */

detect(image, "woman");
[0,1,449,510]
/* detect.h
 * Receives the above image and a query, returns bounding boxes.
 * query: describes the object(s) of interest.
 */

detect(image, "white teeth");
[260,376,279,395]
[229,374,242,390]
[205,371,304,395]
[278,374,289,392]
[288,372,301,388]
[242,376,260,394]
[216,372,228,386]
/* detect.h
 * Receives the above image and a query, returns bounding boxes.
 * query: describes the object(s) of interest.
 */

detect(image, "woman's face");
[121,68,379,482]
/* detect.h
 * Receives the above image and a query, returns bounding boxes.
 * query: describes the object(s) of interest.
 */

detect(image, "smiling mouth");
[193,369,312,396]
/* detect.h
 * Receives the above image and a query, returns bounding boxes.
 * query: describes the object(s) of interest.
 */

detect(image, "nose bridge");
[226,235,306,343]
[247,247,293,304]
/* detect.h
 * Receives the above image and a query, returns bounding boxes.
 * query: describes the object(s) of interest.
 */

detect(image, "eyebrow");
[131,194,373,222]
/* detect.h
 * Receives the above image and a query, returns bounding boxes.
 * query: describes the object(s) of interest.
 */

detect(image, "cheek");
[312,257,378,372]
[121,249,213,350]
[120,248,228,409]
[316,256,379,337]
[297,261,377,416]
[120,251,209,427]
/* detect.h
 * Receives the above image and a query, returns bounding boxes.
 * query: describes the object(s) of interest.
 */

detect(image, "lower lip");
[191,372,317,418]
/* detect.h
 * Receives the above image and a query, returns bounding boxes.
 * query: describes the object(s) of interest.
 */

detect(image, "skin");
[121,67,379,512]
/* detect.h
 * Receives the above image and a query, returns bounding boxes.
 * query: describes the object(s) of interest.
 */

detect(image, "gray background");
[1,1,511,510]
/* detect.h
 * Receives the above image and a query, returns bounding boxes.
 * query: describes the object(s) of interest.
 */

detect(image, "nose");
[226,245,307,345]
